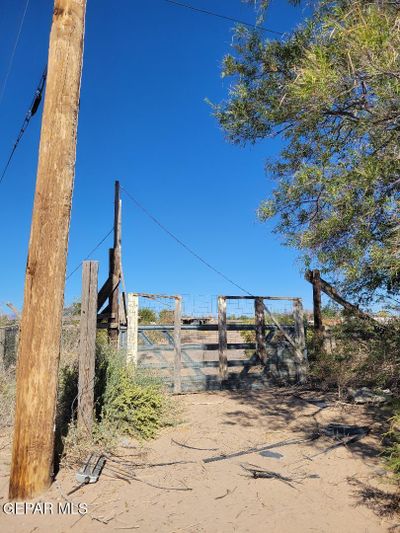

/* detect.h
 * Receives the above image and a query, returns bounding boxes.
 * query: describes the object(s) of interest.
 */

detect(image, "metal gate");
[126,293,307,393]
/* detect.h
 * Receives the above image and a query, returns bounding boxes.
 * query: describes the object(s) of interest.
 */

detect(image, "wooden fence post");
[218,296,228,381]
[78,261,98,434]
[108,181,121,346]
[126,294,138,366]
[173,296,182,394]
[255,297,267,362]
[312,269,324,353]
[293,298,306,359]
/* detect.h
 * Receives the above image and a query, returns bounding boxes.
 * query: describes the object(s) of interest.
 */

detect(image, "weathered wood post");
[77,261,98,434]
[108,181,121,346]
[9,0,86,500]
[218,296,228,381]
[311,269,324,354]
[293,298,306,359]
[254,297,267,362]
[173,296,182,394]
[126,293,138,366]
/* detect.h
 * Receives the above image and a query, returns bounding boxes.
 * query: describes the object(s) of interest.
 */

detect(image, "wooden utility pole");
[78,261,98,434]
[9,0,86,499]
[108,181,121,345]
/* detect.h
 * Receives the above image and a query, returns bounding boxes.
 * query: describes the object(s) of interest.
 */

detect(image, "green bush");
[100,353,171,440]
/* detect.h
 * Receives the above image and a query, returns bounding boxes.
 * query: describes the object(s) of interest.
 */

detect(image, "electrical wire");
[65,228,113,281]
[163,0,283,36]
[0,66,47,186]
[0,0,31,105]
[120,185,252,296]
[120,185,304,354]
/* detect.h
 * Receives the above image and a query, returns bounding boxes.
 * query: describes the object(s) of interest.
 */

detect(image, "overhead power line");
[0,66,47,186]
[120,185,252,296]
[164,0,283,36]
[0,0,31,106]
[66,227,113,281]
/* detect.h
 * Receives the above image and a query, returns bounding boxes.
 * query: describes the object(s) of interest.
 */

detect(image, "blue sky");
[0,0,316,314]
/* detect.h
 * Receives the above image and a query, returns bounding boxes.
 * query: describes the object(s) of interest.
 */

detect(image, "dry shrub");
[59,338,178,469]
[0,364,16,430]
[309,317,400,396]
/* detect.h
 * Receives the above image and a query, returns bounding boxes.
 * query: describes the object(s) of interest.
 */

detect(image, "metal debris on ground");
[76,454,106,484]
[320,423,369,440]
[259,450,283,459]
[347,387,392,404]
[304,423,370,460]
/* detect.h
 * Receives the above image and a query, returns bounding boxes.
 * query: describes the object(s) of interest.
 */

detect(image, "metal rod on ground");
[218,296,228,381]
[9,0,87,499]
[78,261,98,434]
[174,296,182,394]
[126,293,138,366]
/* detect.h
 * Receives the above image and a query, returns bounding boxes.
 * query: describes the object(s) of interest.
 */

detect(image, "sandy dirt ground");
[0,388,399,533]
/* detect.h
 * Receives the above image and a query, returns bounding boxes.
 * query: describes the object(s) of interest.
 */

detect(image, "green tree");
[213,0,400,305]
[138,308,157,324]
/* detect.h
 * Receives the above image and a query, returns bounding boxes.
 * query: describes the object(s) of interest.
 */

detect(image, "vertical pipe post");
[126,294,138,366]
[78,261,98,434]
[173,296,182,394]
[254,297,267,363]
[218,296,228,381]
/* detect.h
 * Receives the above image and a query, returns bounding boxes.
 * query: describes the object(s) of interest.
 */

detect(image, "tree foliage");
[214,0,400,305]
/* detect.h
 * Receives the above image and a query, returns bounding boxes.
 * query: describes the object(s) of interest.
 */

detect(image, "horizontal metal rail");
[138,324,295,332]
[138,358,261,370]
[138,342,258,352]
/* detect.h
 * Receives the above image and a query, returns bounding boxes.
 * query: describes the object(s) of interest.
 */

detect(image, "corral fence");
[125,293,308,393]
[0,293,308,394]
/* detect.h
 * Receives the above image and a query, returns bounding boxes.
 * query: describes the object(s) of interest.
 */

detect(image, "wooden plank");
[173,297,182,394]
[218,296,228,380]
[9,0,87,500]
[126,294,138,366]
[121,291,128,326]
[78,261,98,434]
[97,276,112,311]
[131,292,178,300]
[255,297,267,363]
[305,269,381,325]
[224,296,300,301]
